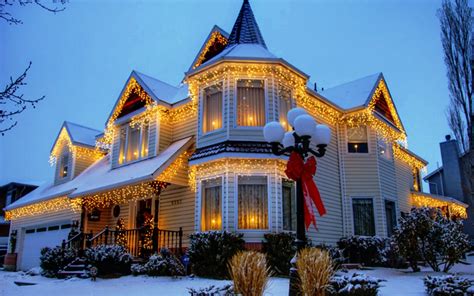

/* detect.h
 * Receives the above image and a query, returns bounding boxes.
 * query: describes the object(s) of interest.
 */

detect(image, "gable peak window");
[348,126,368,153]
[202,84,223,133]
[59,153,69,179]
[236,79,266,127]
[118,123,150,165]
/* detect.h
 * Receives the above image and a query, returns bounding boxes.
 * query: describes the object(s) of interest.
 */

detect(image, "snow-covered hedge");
[424,275,473,296]
[131,248,185,277]
[187,284,234,296]
[85,245,132,276]
[328,273,383,296]
[188,231,245,279]
[337,236,387,266]
[40,246,77,278]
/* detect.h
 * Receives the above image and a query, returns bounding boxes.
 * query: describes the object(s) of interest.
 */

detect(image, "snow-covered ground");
[1,256,473,296]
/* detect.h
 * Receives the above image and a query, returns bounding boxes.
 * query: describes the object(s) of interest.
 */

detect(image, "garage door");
[21,223,71,270]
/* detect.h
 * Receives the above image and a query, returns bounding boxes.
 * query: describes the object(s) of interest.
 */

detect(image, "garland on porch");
[140,213,154,256]
[115,218,128,247]
[80,181,168,211]
[411,193,467,219]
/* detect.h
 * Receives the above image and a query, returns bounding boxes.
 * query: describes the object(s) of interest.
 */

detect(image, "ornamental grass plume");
[228,251,271,296]
[297,248,334,296]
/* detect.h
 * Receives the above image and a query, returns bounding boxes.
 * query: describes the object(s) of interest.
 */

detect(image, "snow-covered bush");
[39,246,77,278]
[142,248,185,277]
[424,275,473,296]
[337,236,386,266]
[379,239,406,269]
[314,243,346,269]
[328,273,383,296]
[262,232,296,275]
[394,207,470,272]
[131,263,147,276]
[188,231,245,279]
[187,284,234,296]
[84,245,132,276]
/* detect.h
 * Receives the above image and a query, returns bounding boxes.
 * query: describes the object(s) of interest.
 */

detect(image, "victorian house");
[5,0,468,270]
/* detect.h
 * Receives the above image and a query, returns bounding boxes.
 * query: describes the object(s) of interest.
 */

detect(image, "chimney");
[439,135,464,200]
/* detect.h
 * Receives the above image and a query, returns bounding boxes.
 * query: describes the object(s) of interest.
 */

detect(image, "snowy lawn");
[1,255,472,296]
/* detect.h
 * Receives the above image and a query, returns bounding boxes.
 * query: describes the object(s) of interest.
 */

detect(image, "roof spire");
[227,0,267,49]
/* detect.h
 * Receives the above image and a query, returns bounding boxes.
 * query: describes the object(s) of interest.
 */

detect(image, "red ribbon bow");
[285,151,327,230]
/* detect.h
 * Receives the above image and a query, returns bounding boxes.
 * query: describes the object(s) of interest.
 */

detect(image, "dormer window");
[59,153,69,178]
[118,123,150,165]
[348,126,369,153]
[202,84,223,133]
[236,79,265,127]
[278,86,292,131]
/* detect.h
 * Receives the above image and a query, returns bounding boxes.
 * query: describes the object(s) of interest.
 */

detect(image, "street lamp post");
[263,107,331,296]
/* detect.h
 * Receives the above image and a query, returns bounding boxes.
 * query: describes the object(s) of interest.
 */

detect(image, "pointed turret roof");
[227,0,267,49]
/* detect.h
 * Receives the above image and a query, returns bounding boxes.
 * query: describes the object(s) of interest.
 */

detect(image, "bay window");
[279,86,292,131]
[282,180,296,231]
[236,79,265,127]
[202,84,223,133]
[348,126,368,153]
[352,198,375,236]
[118,123,150,165]
[238,176,268,229]
[201,178,222,231]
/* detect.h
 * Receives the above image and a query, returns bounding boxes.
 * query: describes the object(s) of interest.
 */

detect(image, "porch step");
[58,258,88,279]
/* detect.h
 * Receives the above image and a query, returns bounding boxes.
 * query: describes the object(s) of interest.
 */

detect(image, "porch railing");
[83,226,183,257]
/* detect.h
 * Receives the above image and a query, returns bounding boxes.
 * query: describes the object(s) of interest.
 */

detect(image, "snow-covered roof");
[134,71,189,105]
[6,137,193,210]
[64,121,101,148]
[319,73,382,110]
[70,136,193,197]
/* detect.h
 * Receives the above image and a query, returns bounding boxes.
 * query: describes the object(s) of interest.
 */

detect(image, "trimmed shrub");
[85,245,132,276]
[328,273,383,296]
[40,246,77,278]
[262,232,295,275]
[133,248,185,277]
[424,275,473,296]
[188,231,245,279]
[228,251,271,296]
[379,239,406,269]
[337,236,386,266]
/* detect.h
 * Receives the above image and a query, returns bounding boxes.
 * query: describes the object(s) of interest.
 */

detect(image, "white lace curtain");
[236,80,265,127]
[203,85,223,133]
[238,176,268,229]
[201,178,222,231]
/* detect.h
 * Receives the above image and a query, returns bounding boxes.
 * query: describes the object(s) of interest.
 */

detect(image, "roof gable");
[368,78,405,133]
[51,121,100,153]
[189,25,229,71]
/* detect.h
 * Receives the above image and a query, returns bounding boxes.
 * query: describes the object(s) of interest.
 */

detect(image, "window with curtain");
[348,126,369,153]
[236,79,265,127]
[385,200,397,236]
[119,123,150,165]
[202,84,223,133]
[201,178,222,231]
[352,198,375,236]
[279,86,292,131]
[59,153,69,178]
[238,176,268,229]
[282,180,296,231]
[378,138,391,160]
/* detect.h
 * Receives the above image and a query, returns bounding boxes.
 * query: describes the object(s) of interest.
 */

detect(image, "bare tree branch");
[0,62,45,135]
[0,0,67,25]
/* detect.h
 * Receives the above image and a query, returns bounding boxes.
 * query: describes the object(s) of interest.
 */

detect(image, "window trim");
[350,196,376,236]
[58,152,70,179]
[117,123,151,166]
[233,77,269,129]
[346,125,371,155]
[234,174,271,232]
[199,176,224,232]
[200,81,225,136]
[277,84,294,131]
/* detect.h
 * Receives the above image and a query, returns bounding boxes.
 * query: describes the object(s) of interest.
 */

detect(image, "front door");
[136,198,152,228]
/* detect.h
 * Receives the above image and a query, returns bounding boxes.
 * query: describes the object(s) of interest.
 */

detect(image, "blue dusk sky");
[0,0,451,187]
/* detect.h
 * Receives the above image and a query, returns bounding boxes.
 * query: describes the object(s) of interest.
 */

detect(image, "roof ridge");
[64,121,101,133]
[133,70,179,89]
[323,72,382,91]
